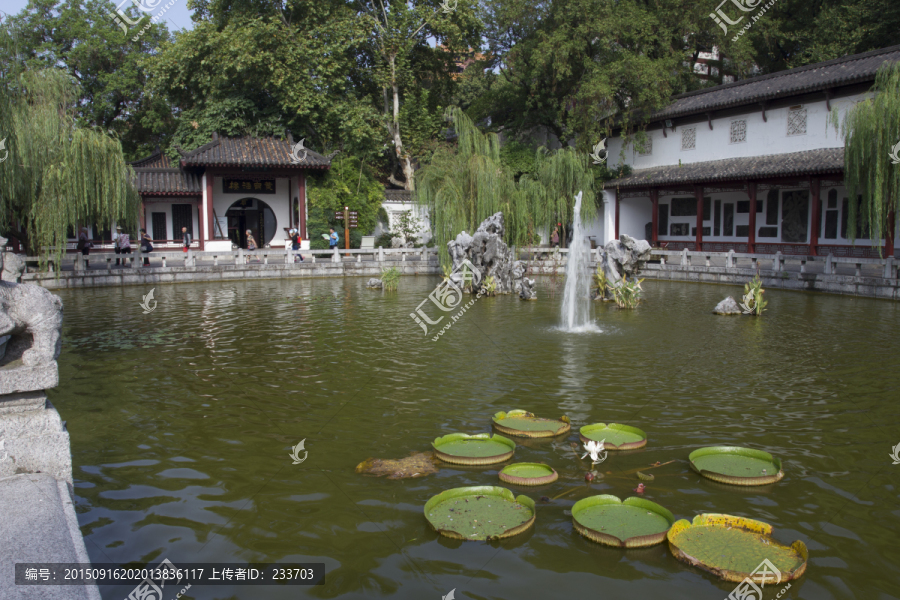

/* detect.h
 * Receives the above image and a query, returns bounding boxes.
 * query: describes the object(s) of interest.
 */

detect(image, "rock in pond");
[713,296,742,315]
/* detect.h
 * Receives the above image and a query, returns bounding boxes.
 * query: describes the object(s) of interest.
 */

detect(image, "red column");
[809,177,820,256]
[886,209,896,258]
[197,201,205,250]
[650,188,659,247]
[695,186,704,251]
[614,193,620,240]
[298,174,307,240]
[747,181,757,253]
[206,175,215,244]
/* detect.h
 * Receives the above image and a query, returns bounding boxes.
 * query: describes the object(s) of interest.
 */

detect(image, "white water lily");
[582,439,608,465]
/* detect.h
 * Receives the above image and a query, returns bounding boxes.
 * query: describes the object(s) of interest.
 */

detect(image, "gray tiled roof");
[179,135,331,168]
[651,45,900,122]
[133,169,203,195]
[604,147,844,189]
[130,150,174,169]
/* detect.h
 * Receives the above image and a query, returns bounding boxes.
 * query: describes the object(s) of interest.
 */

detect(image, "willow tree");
[519,147,597,247]
[416,106,527,264]
[829,62,900,251]
[0,68,139,264]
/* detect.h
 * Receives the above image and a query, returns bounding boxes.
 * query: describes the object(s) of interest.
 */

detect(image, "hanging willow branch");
[0,68,140,268]
[416,107,599,265]
[829,61,900,251]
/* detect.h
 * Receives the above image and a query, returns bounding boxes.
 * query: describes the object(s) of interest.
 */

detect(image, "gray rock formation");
[365,278,384,289]
[1,252,25,283]
[598,235,652,289]
[391,237,404,248]
[713,296,743,315]
[447,212,533,298]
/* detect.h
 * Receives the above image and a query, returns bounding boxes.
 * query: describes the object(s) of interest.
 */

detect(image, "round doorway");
[225,198,277,249]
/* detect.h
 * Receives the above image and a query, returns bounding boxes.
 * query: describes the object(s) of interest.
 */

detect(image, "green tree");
[0,0,174,160]
[306,154,385,248]
[829,62,900,251]
[0,69,140,262]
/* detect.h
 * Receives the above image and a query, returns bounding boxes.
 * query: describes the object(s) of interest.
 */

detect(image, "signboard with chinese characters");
[223,179,276,194]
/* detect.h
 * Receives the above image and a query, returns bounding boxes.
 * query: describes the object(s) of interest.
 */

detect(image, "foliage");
[609,276,644,309]
[828,62,900,250]
[739,275,767,316]
[481,275,498,296]
[499,139,536,181]
[375,232,395,248]
[0,68,140,263]
[380,266,400,291]
[593,265,608,298]
[395,209,422,245]
[519,146,598,240]
[306,154,386,247]
[0,0,173,160]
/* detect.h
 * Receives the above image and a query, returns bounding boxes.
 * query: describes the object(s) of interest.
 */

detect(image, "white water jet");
[559,191,597,332]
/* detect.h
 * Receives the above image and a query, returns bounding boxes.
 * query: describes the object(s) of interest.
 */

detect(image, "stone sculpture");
[597,235,652,289]
[447,212,533,299]
[0,238,64,370]
[365,278,384,289]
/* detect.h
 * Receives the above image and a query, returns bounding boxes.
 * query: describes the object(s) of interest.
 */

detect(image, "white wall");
[606,95,869,171]
[210,176,292,247]
[141,200,200,241]
[382,201,432,244]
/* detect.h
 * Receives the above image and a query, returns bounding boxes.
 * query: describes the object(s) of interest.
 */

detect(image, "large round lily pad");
[424,486,536,541]
[492,410,571,438]
[689,446,784,486]
[498,462,558,486]
[432,433,515,465]
[667,514,808,583]
[579,423,647,450]
[572,495,675,547]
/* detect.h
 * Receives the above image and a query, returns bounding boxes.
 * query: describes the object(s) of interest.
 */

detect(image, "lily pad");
[667,514,808,583]
[355,452,438,479]
[499,462,558,486]
[689,446,784,486]
[492,410,571,438]
[572,495,675,547]
[579,423,647,450]
[432,433,515,465]
[424,486,536,541]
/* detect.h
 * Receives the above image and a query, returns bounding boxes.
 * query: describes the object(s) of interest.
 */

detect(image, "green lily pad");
[579,423,647,450]
[689,446,784,486]
[424,486,536,541]
[432,433,516,465]
[572,495,675,547]
[492,410,570,438]
[667,513,808,583]
[498,462,558,486]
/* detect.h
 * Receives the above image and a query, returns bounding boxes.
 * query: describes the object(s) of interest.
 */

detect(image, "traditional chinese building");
[128,133,331,250]
[591,44,900,258]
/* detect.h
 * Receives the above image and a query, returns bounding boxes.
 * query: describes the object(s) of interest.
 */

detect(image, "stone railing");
[20,246,438,273]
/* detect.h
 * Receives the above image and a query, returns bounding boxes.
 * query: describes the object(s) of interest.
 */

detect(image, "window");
[151,212,167,240]
[766,190,779,225]
[730,120,747,144]
[787,107,807,136]
[658,203,669,236]
[636,135,652,156]
[682,127,696,151]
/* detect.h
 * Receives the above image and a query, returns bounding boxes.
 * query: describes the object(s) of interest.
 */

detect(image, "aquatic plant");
[593,264,608,299]
[381,267,400,291]
[739,275,767,315]
[481,275,497,296]
[609,276,644,308]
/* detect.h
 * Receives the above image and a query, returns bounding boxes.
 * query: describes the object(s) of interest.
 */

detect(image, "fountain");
[559,191,596,332]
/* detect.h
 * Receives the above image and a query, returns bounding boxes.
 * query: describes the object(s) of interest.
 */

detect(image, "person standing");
[290,228,303,263]
[181,226,192,252]
[77,227,92,268]
[114,226,131,265]
[329,227,339,249]
[140,229,153,266]
[550,227,560,248]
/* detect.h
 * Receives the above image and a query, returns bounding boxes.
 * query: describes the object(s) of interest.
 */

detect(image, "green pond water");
[50,277,900,599]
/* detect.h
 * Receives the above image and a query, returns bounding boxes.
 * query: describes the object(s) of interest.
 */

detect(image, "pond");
[51,277,900,599]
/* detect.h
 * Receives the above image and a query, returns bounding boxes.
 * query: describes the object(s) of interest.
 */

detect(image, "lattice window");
[787,107,807,136]
[681,127,696,151]
[636,135,652,156]
[730,120,747,144]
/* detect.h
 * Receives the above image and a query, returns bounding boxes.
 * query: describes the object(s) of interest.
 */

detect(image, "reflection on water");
[51,278,900,599]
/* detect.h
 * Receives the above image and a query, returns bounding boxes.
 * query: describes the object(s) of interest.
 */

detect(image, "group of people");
[76,226,194,268]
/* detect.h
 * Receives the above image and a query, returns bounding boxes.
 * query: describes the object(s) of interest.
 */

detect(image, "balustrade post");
[681,248,688,266]
[825,253,833,275]
[705,255,711,267]
[884,257,894,279]
[162,255,167,268]
[855,263,861,277]
[378,246,384,262]
[401,252,406,262]
[75,253,84,272]
[726,249,734,269]
[264,253,268,265]
[800,259,806,274]
[213,254,218,267]
[237,248,243,265]
[357,254,361,263]
[773,251,782,272]
[106,256,112,271]
[332,247,340,263]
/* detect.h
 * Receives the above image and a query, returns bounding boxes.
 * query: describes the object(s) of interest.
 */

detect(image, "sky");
[1,0,197,35]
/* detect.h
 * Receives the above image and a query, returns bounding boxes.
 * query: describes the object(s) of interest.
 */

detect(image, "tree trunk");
[388,55,414,191]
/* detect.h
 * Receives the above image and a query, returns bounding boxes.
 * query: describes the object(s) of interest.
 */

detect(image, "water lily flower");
[582,439,607,465]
